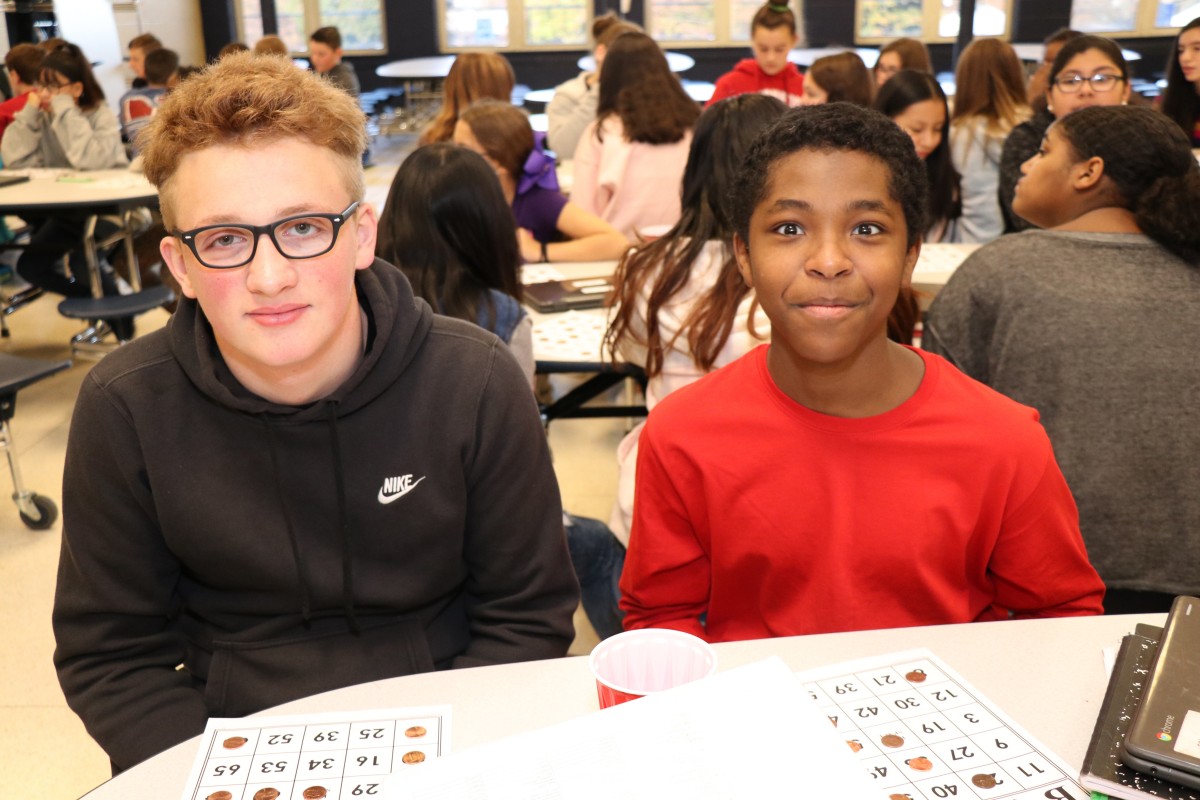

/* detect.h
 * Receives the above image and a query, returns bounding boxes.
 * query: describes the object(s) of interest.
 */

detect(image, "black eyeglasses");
[172,201,360,269]
[1053,73,1124,94]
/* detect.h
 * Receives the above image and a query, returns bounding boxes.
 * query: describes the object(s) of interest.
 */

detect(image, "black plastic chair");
[0,353,71,529]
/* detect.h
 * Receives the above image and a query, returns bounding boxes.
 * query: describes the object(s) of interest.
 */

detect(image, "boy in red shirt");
[619,103,1104,641]
[707,3,804,108]
[0,44,43,140]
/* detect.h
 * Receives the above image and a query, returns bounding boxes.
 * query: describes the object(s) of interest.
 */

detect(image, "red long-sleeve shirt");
[706,58,805,108]
[620,346,1105,641]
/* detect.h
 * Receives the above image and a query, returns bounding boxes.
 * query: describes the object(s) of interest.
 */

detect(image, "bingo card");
[181,706,451,800]
[796,650,1088,800]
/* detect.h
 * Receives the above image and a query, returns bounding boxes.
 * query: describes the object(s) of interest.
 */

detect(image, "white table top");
[790,46,879,68]
[1011,42,1142,62]
[525,80,713,106]
[0,168,157,213]
[578,50,695,73]
[523,243,978,363]
[80,613,1162,798]
[523,87,556,104]
[682,80,716,102]
[375,55,458,80]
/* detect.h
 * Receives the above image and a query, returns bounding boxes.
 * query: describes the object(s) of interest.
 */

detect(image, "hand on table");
[518,228,545,263]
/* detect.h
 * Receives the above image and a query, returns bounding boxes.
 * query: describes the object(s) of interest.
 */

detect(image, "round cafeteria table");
[578,50,694,72]
[80,613,1160,798]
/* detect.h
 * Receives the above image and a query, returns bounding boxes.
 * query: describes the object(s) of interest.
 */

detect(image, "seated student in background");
[52,52,579,773]
[375,142,534,384]
[619,103,1105,641]
[119,47,177,156]
[572,31,699,239]
[547,12,641,159]
[309,25,359,97]
[1024,28,1083,115]
[603,93,783,548]
[219,41,250,58]
[999,35,1128,234]
[875,69,962,243]
[872,37,933,88]
[1,41,131,336]
[374,142,620,638]
[455,99,629,261]
[706,2,803,108]
[799,51,874,106]
[254,34,289,57]
[419,52,514,146]
[924,104,1200,614]
[0,43,43,141]
[949,38,1030,243]
[1159,17,1200,147]
[126,32,161,89]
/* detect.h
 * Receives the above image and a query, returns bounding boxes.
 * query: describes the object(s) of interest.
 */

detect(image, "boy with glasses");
[52,53,579,773]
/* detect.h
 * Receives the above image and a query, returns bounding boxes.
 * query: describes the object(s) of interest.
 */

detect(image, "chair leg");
[0,417,52,526]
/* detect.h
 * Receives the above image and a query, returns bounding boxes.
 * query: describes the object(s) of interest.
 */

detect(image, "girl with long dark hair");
[1161,17,1200,146]
[376,143,532,383]
[571,31,700,239]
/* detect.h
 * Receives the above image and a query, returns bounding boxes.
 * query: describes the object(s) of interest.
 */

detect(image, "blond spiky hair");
[139,51,366,227]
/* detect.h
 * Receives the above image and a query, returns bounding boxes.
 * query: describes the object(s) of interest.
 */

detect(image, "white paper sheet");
[383,657,880,800]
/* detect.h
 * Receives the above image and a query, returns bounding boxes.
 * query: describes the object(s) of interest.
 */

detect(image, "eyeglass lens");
[1056,74,1120,93]
[194,216,338,267]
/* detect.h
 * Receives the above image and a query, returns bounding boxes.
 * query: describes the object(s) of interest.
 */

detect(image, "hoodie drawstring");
[326,400,360,634]
[263,419,312,624]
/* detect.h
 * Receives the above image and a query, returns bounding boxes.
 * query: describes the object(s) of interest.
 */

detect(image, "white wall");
[111,0,206,68]
[53,0,205,115]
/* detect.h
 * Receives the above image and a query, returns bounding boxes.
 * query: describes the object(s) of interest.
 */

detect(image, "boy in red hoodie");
[707,3,804,108]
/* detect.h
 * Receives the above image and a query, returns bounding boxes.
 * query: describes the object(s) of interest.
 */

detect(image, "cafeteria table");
[524,243,979,424]
[789,45,880,67]
[578,51,694,72]
[0,168,172,353]
[80,613,1162,798]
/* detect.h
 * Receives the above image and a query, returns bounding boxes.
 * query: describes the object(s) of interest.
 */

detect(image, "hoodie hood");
[168,258,434,420]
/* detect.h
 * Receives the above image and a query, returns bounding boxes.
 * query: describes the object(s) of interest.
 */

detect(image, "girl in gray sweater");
[0,42,128,308]
[924,105,1200,613]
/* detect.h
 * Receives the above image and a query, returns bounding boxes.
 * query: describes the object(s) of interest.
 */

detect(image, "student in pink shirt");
[571,32,699,240]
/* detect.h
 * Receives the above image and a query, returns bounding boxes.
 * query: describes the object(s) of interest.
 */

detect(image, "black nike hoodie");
[52,259,579,772]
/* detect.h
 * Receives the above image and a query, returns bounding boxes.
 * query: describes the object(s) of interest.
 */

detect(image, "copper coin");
[847,739,863,753]
[222,736,248,749]
[402,750,426,764]
[906,756,934,771]
[404,725,427,738]
[890,794,913,800]
[254,790,281,800]
[880,733,905,748]
[972,773,998,789]
[905,669,927,683]
[302,787,327,800]
[207,793,233,800]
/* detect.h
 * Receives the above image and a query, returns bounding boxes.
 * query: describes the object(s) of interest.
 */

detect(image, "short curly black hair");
[1056,104,1200,265]
[732,102,929,248]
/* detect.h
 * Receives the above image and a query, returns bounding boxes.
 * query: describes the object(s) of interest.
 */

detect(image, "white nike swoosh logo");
[377,476,426,504]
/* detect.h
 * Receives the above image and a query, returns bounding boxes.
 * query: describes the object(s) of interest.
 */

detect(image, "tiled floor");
[0,135,624,796]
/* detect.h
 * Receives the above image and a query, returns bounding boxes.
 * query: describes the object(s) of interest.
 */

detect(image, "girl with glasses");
[999,35,1130,234]
[0,41,131,333]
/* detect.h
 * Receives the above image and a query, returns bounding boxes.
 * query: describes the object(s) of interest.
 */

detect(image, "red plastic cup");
[588,628,717,709]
